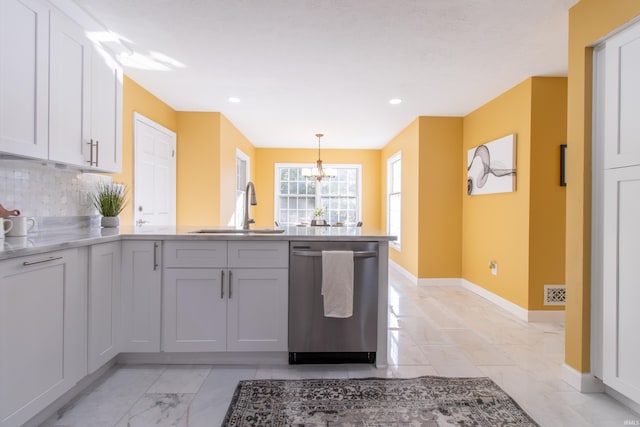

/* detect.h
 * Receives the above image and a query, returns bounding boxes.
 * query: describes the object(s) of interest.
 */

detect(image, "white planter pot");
[101,216,120,228]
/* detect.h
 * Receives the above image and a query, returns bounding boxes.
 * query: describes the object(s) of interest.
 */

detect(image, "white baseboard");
[389,262,462,287]
[388,263,564,323]
[389,261,418,285]
[461,279,530,321]
[561,363,605,393]
[461,279,565,322]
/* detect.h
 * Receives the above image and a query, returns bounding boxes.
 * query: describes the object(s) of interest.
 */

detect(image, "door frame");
[591,42,605,380]
[133,112,177,225]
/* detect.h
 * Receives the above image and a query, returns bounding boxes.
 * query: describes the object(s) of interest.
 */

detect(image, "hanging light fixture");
[302,133,337,181]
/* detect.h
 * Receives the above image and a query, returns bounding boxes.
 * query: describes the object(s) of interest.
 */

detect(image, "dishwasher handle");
[291,250,377,258]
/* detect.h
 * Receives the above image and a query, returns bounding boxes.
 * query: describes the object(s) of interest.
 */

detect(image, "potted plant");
[91,181,128,228]
[311,206,326,226]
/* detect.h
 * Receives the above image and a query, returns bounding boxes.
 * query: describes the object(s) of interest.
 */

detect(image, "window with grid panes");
[275,164,361,226]
[387,152,401,249]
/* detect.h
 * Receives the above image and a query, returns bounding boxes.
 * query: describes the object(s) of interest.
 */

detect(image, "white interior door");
[134,113,176,226]
[598,20,640,405]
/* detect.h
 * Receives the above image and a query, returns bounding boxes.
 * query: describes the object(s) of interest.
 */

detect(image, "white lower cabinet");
[0,248,86,427]
[121,241,162,352]
[163,268,227,352]
[163,241,289,352]
[88,242,121,373]
[227,267,289,351]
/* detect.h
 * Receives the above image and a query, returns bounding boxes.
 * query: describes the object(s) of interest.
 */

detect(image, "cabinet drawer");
[228,241,288,268]
[164,241,227,268]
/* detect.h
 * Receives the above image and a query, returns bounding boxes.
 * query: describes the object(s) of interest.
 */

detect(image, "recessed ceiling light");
[389,98,402,105]
[228,97,240,103]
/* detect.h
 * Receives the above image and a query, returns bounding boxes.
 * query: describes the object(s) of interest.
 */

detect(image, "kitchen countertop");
[0,225,396,260]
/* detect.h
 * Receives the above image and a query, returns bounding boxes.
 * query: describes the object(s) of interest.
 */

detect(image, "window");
[275,164,361,226]
[387,152,401,249]
[235,149,250,228]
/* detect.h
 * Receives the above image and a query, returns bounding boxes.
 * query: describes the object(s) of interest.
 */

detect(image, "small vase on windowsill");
[312,206,326,226]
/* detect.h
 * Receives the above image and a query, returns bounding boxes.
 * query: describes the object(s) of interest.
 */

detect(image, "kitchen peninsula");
[0,224,394,427]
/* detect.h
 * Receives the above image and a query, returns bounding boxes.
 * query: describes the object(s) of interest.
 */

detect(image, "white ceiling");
[72,0,579,149]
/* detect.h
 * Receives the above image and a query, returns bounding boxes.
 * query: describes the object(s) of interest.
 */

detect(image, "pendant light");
[302,133,337,181]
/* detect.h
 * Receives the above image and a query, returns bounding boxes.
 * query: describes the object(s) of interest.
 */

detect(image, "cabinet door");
[90,48,123,172]
[49,9,90,167]
[603,165,640,403]
[227,268,288,352]
[88,242,121,373]
[0,0,49,159]
[603,23,640,169]
[163,268,227,352]
[0,248,86,427]
[121,241,162,352]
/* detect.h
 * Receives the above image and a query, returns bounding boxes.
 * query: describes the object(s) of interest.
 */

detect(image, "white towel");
[321,250,354,318]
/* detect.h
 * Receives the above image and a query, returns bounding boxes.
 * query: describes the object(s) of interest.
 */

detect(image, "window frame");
[274,163,362,226]
[387,151,402,250]
[234,148,250,228]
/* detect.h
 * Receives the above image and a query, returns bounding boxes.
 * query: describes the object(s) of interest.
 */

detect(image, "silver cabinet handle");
[23,256,63,266]
[86,139,95,166]
[153,242,159,270]
[291,250,377,258]
[87,139,98,166]
[221,270,225,299]
[229,270,233,299]
[95,139,99,167]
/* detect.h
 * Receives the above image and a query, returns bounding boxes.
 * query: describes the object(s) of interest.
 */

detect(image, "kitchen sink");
[190,228,285,234]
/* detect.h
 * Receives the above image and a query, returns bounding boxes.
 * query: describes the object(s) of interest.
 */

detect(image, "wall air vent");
[544,284,566,306]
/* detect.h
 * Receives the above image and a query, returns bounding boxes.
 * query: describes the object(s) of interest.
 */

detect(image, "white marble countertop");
[0,225,396,260]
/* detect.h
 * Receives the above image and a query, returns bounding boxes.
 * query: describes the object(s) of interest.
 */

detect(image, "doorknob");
[138,206,143,212]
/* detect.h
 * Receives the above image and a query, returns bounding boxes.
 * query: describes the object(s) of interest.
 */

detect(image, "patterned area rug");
[222,376,538,426]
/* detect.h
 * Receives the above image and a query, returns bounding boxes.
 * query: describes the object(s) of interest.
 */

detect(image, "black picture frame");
[560,144,567,186]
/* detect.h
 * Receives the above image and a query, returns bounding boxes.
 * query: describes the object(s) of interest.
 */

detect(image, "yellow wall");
[220,115,256,227]
[528,78,568,311]
[565,0,640,372]
[176,112,255,226]
[381,119,420,276]
[418,117,463,278]
[379,117,463,278]
[176,112,221,226]
[253,148,381,229]
[463,79,533,309]
[114,76,177,225]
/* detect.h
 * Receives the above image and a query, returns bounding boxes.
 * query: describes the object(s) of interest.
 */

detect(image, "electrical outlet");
[489,261,498,275]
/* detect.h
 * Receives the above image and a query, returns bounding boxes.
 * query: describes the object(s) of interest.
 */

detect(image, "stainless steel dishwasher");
[289,241,378,364]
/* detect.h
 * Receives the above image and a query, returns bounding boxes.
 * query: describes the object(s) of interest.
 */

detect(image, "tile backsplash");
[0,160,109,218]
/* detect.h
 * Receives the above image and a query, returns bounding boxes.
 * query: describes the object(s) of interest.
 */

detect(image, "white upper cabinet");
[49,8,90,167]
[0,0,122,172]
[604,23,640,169]
[90,48,123,172]
[0,0,49,159]
[49,8,123,172]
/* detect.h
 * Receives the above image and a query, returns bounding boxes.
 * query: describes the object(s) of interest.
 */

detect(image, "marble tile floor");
[41,269,639,427]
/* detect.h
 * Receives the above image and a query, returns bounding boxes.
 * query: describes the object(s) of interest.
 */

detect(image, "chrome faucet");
[243,181,257,230]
